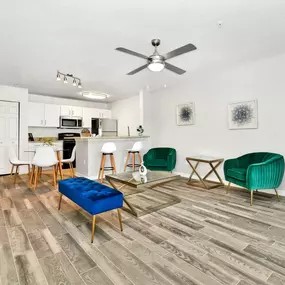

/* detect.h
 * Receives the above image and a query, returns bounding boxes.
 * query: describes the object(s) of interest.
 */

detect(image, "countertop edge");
[75,136,150,141]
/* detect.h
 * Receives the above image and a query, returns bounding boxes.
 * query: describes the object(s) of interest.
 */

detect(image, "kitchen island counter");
[75,136,150,141]
[76,136,150,179]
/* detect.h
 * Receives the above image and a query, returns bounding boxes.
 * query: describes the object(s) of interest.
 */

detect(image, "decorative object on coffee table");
[228,100,258,130]
[176,102,195,125]
[186,156,224,189]
[106,171,180,217]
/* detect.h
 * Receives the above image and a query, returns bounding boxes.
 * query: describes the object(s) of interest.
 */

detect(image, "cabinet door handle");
[45,120,46,125]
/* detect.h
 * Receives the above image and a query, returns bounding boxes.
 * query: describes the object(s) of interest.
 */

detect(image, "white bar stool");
[124,141,143,171]
[98,142,117,183]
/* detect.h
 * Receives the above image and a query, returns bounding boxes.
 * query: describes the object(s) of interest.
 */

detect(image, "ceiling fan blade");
[164,62,186,75]
[116,47,148,59]
[164,43,197,60]
[127,64,148,75]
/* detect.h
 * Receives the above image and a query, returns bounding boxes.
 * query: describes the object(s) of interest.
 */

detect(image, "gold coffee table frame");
[186,156,224,189]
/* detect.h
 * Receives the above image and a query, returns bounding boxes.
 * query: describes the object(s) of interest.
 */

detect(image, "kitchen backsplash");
[28,127,82,138]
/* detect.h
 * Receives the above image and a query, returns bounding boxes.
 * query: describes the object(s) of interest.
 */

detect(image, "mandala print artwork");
[228,100,258,129]
[176,103,195,125]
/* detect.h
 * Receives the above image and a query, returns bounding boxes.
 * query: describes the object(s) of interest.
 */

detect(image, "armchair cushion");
[227,168,247,181]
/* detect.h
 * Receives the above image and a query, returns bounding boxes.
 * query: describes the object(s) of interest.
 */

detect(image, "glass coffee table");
[106,171,180,217]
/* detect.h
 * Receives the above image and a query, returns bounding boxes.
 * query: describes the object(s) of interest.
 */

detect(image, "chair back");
[32,146,58,167]
[9,147,18,164]
[131,141,143,152]
[101,142,116,154]
[70,145,76,162]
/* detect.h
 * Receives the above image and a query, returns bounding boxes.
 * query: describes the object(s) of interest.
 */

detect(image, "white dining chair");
[60,145,76,178]
[30,146,58,190]
[9,147,31,184]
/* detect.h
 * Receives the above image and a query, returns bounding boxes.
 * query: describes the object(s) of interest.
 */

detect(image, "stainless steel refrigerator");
[91,118,118,137]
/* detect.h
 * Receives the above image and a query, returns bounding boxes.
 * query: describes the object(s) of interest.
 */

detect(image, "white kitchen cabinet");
[60,105,83,117]
[100,109,111,118]
[28,103,60,127]
[60,105,72,116]
[0,101,19,175]
[83,108,101,127]
[45,104,60,127]
[28,102,45,127]
[71,106,83,117]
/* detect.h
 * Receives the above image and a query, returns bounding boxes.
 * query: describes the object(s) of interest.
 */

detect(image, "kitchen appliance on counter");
[58,132,80,169]
[28,133,34,142]
[59,116,83,129]
[91,118,117,137]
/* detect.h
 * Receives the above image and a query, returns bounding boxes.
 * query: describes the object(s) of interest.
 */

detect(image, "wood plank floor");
[1,171,285,285]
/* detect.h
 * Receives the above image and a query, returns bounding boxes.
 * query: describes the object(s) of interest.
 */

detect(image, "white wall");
[147,52,285,194]
[111,95,141,136]
[0,86,29,174]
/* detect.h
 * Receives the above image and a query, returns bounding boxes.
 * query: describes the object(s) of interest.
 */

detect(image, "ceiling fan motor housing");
[148,54,165,65]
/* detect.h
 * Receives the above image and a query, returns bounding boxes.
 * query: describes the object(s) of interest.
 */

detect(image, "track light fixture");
[56,71,83,88]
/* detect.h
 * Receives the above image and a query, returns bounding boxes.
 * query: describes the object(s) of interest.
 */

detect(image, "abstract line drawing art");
[228,100,258,129]
[176,103,195,126]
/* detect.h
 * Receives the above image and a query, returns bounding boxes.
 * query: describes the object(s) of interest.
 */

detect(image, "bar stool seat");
[124,141,143,172]
[98,142,117,183]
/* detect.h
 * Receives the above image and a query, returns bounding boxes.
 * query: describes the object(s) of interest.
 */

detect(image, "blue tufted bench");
[58,177,123,243]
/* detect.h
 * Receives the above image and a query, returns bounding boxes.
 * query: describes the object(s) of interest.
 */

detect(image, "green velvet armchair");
[224,152,284,205]
[143,148,176,172]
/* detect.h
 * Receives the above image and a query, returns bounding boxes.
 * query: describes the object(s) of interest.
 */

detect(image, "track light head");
[72,78,77,86]
[56,72,61,81]
[78,81,82,88]
[63,76,68,84]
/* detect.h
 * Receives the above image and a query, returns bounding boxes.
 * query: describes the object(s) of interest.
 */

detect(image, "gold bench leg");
[250,191,253,206]
[117,208,123,232]
[91,215,96,243]
[58,193,63,210]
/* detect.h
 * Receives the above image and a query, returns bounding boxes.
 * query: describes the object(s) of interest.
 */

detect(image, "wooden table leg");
[188,161,199,182]
[186,159,209,189]
[209,161,224,187]
[106,177,138,217]
[56,151,63,180]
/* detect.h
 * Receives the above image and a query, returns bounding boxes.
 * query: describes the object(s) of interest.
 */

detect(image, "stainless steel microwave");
[59,116,83,129]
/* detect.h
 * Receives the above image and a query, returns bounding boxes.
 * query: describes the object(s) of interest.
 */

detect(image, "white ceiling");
[0,0,285,102]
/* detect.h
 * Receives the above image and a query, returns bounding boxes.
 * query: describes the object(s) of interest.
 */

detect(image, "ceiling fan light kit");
[116,38,197,75]
[56,71,82,89]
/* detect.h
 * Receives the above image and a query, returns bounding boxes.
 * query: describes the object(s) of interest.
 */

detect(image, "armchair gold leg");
[226,182,231,194]
[58,193,63,210]
[274,189,281,202]
[250,191,253,206]
[117,208,123,232]
[91,215,96,243]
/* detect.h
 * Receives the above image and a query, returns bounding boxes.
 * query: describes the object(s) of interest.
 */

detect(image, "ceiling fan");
[115,39,197,75]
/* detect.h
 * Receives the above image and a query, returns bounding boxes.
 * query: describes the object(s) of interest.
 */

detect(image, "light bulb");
[72,78,77,86]
[63,76,68,84]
